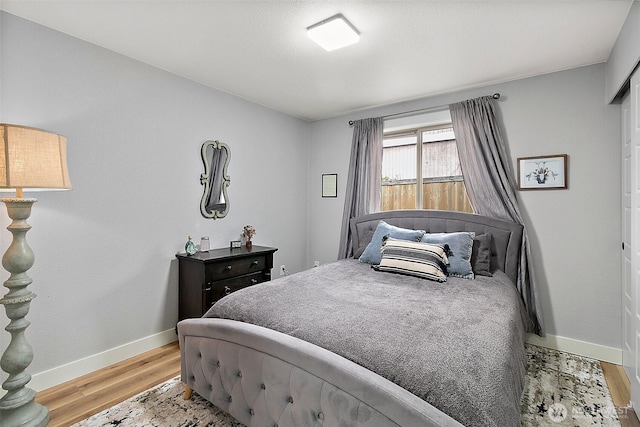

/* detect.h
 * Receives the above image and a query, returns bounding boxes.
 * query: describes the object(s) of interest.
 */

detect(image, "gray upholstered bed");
[178,210,528,427]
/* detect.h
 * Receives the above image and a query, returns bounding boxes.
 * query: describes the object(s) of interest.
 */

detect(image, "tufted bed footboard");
[179,318,464,427]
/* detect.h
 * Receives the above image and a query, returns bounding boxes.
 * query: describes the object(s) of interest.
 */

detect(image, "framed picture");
[322,174,337,197]
[517,154,567,190]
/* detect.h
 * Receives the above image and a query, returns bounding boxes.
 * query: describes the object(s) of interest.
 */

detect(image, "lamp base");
[0,198,49,427]
[0,399,49,427]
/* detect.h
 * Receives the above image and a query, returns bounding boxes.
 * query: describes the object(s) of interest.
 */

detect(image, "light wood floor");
[602,361,640,427]
[34,343,640,427]
[35,342,180,427]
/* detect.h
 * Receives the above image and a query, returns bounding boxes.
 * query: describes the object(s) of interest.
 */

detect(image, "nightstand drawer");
[208,273,266,306]
[205,254,267,281]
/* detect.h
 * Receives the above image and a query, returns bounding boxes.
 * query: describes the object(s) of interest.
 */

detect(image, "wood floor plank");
[602,361,631,408]
[77,351,180,395]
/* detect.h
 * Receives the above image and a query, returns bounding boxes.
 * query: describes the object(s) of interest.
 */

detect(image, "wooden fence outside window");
[381,179,473,212]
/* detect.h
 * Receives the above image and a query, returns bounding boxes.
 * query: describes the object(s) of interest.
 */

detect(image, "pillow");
[358,220,425,265]
[472,233,493,277]
[353,228,375,259]
[373,237,448,282]
[421,232,475,279]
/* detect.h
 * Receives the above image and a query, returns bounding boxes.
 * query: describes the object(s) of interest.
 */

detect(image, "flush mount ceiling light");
[307,14,359,52]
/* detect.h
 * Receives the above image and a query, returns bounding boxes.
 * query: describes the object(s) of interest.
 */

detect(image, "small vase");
[245,240,252,249]
[200,236,210,252]
[185,236,197,256]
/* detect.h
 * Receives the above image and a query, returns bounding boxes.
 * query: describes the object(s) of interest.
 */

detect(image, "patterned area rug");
[74,344,621,426]
[521,344,621,426]
[73,378,243,427]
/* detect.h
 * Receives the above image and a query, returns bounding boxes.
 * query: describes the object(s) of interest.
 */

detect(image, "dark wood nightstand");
[176,245,278,321]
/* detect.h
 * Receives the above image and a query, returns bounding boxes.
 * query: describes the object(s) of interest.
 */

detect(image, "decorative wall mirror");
[200,140,230,219]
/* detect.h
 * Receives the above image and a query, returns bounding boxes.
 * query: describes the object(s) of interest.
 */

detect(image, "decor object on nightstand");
[243,225,256,249]
[200,140,230,219]
[199,236,210,252]
[185,236,197,256]
[0,124,72,427]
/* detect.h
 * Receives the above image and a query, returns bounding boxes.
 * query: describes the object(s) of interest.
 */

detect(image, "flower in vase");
[243,225,256,241]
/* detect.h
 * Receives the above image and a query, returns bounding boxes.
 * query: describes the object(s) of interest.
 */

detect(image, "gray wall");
[0,12,309,375]
[606,0,640,102]
[308,64,622,349]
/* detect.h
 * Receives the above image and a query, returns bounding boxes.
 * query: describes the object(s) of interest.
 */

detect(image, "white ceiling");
[0,1,634,121]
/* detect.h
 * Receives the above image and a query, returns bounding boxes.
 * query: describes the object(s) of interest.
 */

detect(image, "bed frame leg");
[183,385,193,400]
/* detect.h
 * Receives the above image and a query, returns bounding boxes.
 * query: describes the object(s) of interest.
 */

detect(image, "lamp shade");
[0,124,71,192]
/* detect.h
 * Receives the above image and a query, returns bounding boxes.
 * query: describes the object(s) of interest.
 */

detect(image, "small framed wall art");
[517,154,568,190]
[322,173,337,197]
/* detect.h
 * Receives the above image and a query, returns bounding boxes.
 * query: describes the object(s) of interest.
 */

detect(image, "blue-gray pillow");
[421,232,475,279]
[359,220,425,265]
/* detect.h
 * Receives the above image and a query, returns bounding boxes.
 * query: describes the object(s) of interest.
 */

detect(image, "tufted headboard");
[350,210,523,284]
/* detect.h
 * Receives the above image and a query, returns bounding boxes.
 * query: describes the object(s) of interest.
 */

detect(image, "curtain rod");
[348,93,501,126]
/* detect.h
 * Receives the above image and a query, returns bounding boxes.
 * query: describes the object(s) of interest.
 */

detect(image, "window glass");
[381,115,472,212]
[382,135,417,210]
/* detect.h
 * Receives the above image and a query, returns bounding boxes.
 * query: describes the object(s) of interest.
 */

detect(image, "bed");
[178,210,528,427]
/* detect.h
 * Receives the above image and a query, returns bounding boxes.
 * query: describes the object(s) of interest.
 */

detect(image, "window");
[381,112,473,212]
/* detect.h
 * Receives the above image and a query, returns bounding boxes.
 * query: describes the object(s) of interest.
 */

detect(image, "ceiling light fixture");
[307,14,359,52]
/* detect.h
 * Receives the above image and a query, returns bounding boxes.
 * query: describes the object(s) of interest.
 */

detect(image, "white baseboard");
[527,333,622,365]
[30,328,178,392]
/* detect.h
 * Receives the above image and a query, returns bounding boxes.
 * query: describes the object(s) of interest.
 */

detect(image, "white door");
[624,67,640,409]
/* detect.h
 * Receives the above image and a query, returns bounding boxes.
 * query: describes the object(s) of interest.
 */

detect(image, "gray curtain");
[450,96,544,335]
[338,117,384,259]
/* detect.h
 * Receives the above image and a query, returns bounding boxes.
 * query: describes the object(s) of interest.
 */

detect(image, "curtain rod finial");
[492,93,501,99]
[348,120,354,126]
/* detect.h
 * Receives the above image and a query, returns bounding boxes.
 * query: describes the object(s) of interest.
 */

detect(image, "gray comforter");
[205,259,528,427]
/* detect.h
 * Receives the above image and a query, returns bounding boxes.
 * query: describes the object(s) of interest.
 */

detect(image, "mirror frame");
[200,140,230,219]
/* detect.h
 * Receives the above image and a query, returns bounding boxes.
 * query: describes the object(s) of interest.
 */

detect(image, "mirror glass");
[200,140,230,219]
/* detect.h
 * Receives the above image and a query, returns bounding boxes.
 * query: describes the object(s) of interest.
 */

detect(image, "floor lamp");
[0,124,71,426]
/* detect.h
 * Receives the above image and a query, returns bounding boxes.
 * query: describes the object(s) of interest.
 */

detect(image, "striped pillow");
[373,237,449,282]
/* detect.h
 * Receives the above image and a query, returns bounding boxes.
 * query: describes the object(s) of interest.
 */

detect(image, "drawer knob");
[251,279,258,285]
[225,265,232,271]
[224,285,231,295]
[251,260,259,266]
